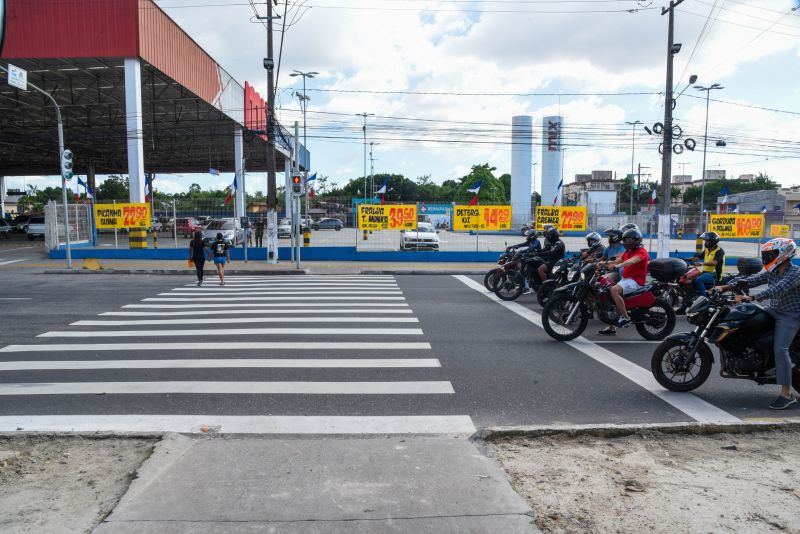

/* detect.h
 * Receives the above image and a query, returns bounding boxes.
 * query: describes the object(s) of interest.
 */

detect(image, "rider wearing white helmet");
[718,237,800,410]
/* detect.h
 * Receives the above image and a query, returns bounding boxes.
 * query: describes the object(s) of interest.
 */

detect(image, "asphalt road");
[0,270,794,434]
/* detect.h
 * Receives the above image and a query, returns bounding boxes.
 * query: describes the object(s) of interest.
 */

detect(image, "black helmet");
[621,228,643,250]
[620,223,639,233]
[541,224,555,233]
[524,229,537,241]
[545,227,560,243]
[586,232,602,248]
[699,231,719,248]
[604,228,623,245]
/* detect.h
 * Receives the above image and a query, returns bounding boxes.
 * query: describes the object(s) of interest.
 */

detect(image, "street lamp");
[531,162,538,216]
[625,120,642,215]
[289,70,318,224]
[695,83,724,228]
[355,112,374,203]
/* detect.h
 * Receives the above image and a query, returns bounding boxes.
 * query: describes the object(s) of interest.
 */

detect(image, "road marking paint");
[0,415,476,435]
[454,275,740,424]
[0,358,441,371]
[102,308,414,316]
[72,316,420,326]
[0,298,32,301]
[123,302,410,309]
[156,291,404,297]
[0,381,455,395]
[0,246,34,254]
[143,296,407,302]
[172,285,400,291]
[0,341,432,352]
[0,258,29,266]
[38,327,424,338]
[591,340,662,344]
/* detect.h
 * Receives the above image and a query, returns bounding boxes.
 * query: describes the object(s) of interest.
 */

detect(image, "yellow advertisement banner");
[770,224,790,238]
[452,205,512,231]
[357,204,417,230]
[708,214,764,239]
[93,203,151,229]
[535,206,587,231]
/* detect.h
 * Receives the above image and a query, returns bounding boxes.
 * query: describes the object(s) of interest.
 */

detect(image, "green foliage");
[682,173,778,210]
[96,175,129,200]
[454,164,507,204]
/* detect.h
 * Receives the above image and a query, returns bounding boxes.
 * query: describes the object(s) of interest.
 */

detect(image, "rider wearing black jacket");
[537,227,566,282]
[509,229,541,255]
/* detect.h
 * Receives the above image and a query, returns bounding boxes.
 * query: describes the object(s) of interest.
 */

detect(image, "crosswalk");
[0,275,475,435]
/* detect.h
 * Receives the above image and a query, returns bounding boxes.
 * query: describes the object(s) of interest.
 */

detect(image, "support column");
[234,126,245,221]
[0,176,5,219]
[124,58,146,248]
[284,158,292,217]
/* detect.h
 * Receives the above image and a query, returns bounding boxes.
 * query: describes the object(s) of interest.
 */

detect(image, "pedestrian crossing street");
[0,275,476,435]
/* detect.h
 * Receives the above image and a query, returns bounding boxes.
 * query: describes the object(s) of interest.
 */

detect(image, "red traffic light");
[292,174,302,184]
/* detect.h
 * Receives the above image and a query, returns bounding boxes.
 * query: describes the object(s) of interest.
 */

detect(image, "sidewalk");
[94,434,538,533]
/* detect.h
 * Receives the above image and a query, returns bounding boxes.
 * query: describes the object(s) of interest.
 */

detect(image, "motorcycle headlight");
[580,272,587,280]
[551,265,560,274]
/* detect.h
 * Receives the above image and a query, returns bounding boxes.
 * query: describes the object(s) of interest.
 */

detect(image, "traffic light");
[61,149,74,181]
[291,173,304,196]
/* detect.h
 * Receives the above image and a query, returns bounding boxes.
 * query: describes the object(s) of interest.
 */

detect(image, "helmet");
[586,232,602,248]
[620,223,639,233]
[621,228,643,250]
[604,228,623,245]
[761,238,796,273]
[545,227,560,243]
[524,229,537,241]
[541,224,555,233]
[699,231,720,248]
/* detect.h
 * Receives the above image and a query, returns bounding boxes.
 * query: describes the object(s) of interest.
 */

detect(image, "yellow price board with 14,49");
[357,204,417,230]
[452,205,512,231]
[93,203,151,229]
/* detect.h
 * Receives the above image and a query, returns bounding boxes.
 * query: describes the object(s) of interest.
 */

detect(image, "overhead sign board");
[94,203,151,229]
[452,206,512,231]
[535,206,587,231]
[7,63,27,91]
[357,204,417,231]
[708,214,764,239]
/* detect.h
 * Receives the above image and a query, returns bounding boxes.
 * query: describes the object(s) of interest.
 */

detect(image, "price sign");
[357,204,417,230]
[94,203,151,229]
[709,214,764,239]
[535,206,587,231]
[770,224,790,238]
[453,206,512,231]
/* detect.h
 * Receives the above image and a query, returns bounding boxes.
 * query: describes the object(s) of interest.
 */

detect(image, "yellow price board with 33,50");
[357,204,417,230]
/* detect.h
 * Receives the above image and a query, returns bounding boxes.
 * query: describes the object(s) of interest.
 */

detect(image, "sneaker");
[615,317,632,328]
[598,327,617,336]
[769,395,797,410]
[522,288,533,295]
[197,281,201,286]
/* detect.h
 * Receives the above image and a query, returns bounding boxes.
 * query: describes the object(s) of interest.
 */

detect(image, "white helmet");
[761,238,796,273]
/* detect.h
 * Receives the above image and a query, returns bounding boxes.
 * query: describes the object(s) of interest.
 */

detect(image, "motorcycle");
[483,249,514,291]
[651,257,755,311]
[537,255,582,307]
[541,263,676,341]
[651,290,800,394]
[491,250,545,301]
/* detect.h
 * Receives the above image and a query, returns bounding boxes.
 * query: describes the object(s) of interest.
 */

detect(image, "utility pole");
[658,0,685,258]
[369,142,379,195]
[696,83,724,229]
[626,120,642,215]
[356,113,373,203]
[262,0,279,263]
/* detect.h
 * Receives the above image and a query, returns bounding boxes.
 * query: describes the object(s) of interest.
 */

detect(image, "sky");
[9,0,800,197]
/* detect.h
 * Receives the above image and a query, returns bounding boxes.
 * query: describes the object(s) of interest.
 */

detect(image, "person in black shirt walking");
[211,232,231,286]
[188,231,210,286]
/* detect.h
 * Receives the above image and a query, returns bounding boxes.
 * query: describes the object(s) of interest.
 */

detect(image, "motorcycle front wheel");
[651,338,712,392]
[542,292,588,341]
[483,269,500,291]
[493,271,524,301]
[536,279,558,307]
[634,298,677,340]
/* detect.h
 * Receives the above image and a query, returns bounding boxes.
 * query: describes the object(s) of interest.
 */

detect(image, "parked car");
[202,218,244,246]
[312,218,343,231]
[0,220,11,239]
[400,221,439,251]
[150,219,163,232]
[25,216,46,240]
[11,214,31,233]
[277,218,292,238]
[175,217,201,237]
[157,217,174,232]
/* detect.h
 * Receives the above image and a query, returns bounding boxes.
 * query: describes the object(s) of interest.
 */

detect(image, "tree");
[499,173,511,200]
[682,174,778,211]
[96,175,129,200]
[454,164,507,204]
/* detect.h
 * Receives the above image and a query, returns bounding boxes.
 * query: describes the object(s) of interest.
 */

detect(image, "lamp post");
[355,112,374,203]
[289,70,317,230]
[625,120,642,215]
[695,83,724,229]
[531,162,538,219]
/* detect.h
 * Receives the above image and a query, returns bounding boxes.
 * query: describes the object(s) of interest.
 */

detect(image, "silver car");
[203,218,244,246]
[400,221,440,251]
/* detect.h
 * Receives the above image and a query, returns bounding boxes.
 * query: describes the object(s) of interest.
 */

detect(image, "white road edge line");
[101,309,414,316]
[72,317,420,326]
[0,359,442,371]
[143,297,407,302]
[0,259,29,266]
[453,275,740,424]
[0,381,455,395]
[0,342,432,352]
[0,415,477,435]
[123,302,409,309]
[38,327,424,338]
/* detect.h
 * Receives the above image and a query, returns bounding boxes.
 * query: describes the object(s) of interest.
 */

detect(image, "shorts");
[213,256,227,265]
[617,277,642,295]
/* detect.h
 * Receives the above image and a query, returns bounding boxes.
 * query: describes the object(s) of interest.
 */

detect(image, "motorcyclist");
[595,228,626,336]
[536,227,566,282]
[599,228,649,328]
[509,229,541,255]
[717,238,800,410]
[676,231,725,315]
[580,232,605,262]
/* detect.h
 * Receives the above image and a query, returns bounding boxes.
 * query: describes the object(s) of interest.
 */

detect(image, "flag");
[760,205,767,214]
[209,168,220,176]
[732,205,739,214]
[552,178,563,205]
[77,177,94,200]
[794,203,800,215]
[144,174,153,202]
[467,180,481,206]
[308,187,315,199]
[720,187,729,204]
[306,172,317,182]
[375,179,388,205]
[649,186,657,208]
[224,175,238,206]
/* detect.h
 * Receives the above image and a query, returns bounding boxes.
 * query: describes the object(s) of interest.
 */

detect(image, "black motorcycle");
[483,249,514,291]
[536,255,582,307]
[651,290,800,393]
[491,250,545,301]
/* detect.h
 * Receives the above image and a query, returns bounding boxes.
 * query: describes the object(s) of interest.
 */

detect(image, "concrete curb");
[42,269,307,275]
[0,431,165,439]
[359,270,486,275]
[480,420,800,441]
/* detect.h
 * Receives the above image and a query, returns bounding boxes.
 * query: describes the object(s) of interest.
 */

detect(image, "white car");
[400,222,439,251]
[277,218,292,238]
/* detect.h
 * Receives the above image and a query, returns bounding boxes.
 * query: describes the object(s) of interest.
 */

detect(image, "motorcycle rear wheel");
[634,298,676,340]
[493,271,524,301]
[537,279,558,307]
[542,292,588,341]
[651,338,712,392]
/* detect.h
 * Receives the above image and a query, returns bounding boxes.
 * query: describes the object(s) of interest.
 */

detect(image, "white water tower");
[510,116,533,227]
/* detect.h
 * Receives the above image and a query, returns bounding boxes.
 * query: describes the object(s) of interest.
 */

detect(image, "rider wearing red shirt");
[599,228,649,328]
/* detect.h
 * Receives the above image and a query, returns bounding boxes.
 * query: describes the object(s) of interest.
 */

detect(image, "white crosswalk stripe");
[0,276,474,435]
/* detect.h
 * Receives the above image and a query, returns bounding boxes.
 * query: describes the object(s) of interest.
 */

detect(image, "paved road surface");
[0,272,792,434]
